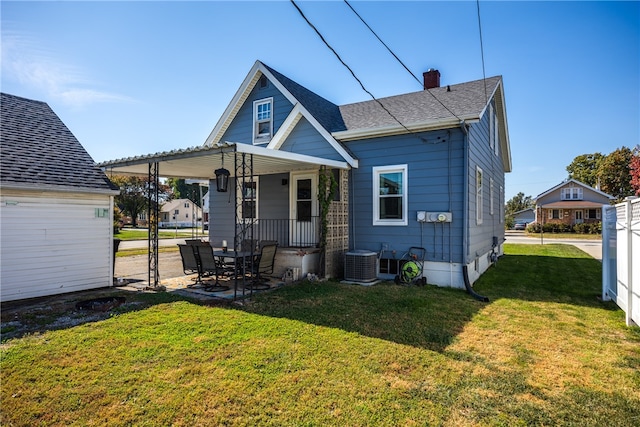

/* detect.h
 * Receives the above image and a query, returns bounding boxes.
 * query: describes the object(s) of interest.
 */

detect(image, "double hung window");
[253,98,273,144]
[587,209,600,219]
[550,209,561,219]
[241,181,258,220]
[562,187,583,200]
[373,165,407,226]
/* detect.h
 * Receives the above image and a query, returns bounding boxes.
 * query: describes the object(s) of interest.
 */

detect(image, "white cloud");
[1,30,134,108]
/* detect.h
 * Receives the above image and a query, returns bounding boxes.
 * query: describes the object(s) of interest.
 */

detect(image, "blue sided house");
[101,60,511,289]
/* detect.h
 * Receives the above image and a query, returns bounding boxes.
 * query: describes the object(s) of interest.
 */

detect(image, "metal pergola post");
[148,161,160,287]
[233,150,255,301]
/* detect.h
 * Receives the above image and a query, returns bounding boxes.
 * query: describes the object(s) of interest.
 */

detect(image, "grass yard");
[1,244,639,426]
[115,229,204,241]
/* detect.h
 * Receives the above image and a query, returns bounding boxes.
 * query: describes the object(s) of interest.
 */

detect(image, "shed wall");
[0,189,114,302]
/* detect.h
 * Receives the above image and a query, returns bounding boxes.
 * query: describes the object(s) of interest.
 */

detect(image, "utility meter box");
[426,212,452,222]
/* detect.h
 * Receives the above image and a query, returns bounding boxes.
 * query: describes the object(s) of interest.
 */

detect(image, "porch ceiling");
[98,142,350,179]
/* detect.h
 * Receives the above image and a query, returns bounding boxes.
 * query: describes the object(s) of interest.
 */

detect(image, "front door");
[575,210,583,224]
[290,172,318,246]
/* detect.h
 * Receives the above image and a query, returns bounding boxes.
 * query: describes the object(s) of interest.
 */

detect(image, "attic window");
[259,75,269,89]
[253,98,273,144]
[562,187,583,200]
[489,103,499,156]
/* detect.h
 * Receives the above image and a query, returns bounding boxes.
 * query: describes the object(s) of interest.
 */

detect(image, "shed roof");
[0,93,119,194]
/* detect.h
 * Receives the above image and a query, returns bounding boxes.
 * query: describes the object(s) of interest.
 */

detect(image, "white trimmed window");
[373,165,408,226]
[493,107,499,156]
[253,98,273,144]
[241,180,258,220]
[490,177,494,216]
[476,166,483,225]
[562,187,583,200]
[489,104,495,152]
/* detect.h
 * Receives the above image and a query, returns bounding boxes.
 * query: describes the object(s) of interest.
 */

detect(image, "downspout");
[460,120,489,302]
[461,121,470,268]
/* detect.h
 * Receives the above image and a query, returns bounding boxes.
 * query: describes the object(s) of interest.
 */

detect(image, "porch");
[100,142,351,292]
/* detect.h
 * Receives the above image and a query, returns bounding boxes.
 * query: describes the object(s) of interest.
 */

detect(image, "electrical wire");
[290,0,415,137]
[344,0,463,122]
[476,0,489,104]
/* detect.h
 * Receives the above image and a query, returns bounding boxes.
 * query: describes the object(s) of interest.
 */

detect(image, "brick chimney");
[423,69,440,89]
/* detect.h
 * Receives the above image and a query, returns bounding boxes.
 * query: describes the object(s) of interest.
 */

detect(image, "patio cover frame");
[100,142,349,293]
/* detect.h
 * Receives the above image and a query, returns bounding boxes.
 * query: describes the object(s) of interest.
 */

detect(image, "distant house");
[513,208,535,224]
[0,93,120,302]
[159,198,202,227]
[534,179,614,226]
[100,60,512,288]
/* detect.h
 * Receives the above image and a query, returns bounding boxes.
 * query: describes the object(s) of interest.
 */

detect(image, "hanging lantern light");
[215,153,230,192]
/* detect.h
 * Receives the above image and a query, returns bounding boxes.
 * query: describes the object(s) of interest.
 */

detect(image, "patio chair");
[195,243,230,292]
[178,244,203,286]
[248,243,278,290]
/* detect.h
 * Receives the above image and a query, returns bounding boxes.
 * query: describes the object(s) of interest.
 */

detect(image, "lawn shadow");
[240,244,616,352]
[0,286,204,342]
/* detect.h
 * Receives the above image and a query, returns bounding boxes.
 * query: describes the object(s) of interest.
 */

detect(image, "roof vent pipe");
[423,69,440,90]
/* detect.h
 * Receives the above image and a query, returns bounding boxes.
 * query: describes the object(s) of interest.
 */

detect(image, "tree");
[166,178,207,206]
[505,192,534,229]
[505,192,534,216]
[110,175,172,227]
[566,153,604,187]
[630,145,640,197]
[598,146,633,202]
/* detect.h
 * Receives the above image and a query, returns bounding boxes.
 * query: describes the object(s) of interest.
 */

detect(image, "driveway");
[504,231,602,261]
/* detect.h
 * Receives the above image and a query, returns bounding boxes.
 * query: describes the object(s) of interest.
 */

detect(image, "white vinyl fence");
[602,197,639,326]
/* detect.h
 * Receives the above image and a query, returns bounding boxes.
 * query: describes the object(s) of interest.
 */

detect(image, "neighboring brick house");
[534,179,614,226]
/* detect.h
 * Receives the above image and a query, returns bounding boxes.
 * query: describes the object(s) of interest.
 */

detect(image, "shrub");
[526,222,541,233]
[573,223,589,234]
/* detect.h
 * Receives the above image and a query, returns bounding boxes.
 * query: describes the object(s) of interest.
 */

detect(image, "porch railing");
[236,217,320,248]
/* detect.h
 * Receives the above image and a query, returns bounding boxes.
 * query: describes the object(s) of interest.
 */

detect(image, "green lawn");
[114,229,205,241]
[2,244,639,426]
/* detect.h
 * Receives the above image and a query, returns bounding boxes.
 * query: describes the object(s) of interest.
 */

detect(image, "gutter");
[333,116,479,142]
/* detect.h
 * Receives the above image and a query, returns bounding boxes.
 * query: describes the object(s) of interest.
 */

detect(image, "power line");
[343,0,421,87]
[476,0,489,104]
[343,0,463,122]
[289,0,415,136]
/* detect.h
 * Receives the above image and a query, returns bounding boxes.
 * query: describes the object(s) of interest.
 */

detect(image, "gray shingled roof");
[338,76,501,131]
[0,93,119,193]
[262,63,347,132]
[262,61,500,134]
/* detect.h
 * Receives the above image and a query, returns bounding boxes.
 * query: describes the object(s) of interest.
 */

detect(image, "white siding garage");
[1,93,120,302]
[1,189,115,301]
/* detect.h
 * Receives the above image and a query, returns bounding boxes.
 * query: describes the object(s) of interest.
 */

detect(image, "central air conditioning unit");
[344,250,378,283]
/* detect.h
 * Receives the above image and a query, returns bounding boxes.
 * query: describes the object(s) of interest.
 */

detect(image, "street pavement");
[114,237,207,281]
[504,230,602,261]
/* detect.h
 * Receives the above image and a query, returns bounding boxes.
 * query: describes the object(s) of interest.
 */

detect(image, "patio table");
[213,250,258,299]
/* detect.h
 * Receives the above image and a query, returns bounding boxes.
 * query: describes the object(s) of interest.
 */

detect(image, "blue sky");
[1,1,638,201]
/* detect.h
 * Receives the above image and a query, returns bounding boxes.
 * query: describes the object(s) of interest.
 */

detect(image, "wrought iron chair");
[178,244,203,286]
[194,243,231,292]
[248,243,278,290]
